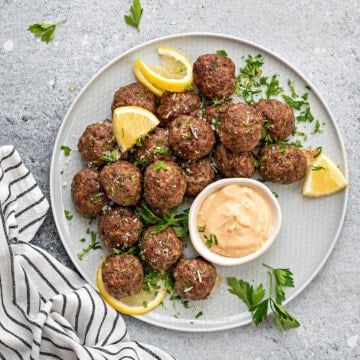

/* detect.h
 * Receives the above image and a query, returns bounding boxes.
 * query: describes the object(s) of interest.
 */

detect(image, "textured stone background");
[1,0,359,359]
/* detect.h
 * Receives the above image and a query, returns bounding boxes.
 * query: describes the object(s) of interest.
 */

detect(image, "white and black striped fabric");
[0,146,173,360]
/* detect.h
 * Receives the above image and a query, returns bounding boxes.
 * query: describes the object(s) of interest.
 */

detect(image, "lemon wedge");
[96,262,167,315]
[112,106,160,153]
[133,45,193,94]
[302,152,348,197]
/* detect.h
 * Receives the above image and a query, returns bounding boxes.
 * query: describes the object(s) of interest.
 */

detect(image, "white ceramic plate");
[50,33,348,332]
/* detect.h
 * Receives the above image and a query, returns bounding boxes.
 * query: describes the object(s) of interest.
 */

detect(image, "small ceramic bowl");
[188,178,282,266]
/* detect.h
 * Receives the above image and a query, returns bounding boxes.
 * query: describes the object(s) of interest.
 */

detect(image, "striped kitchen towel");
[0,146,173,360]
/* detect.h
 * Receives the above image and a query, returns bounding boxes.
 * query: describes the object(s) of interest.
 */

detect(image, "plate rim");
[50,32,349,332]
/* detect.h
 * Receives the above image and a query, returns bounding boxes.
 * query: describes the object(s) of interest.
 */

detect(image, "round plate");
[50,33,348,332]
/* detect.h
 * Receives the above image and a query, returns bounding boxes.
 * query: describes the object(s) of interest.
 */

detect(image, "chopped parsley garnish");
[153,147,171,155]
[77,229,102,260]
[204,233,218,248]
[197,225,206,233]
[124,0,143,31]
[261,74,283,99]
[100,149,118,163]
[216,49,228,56]
[60,145,71,156]
[312,166,326,171]
[313,146,322,158]
[28,19,67,43]
[277,145,287,153]
[154,161,168,171]
[312,119,323,134]
[228,263,300,332]
[90,193,104,202]
[195,311,204,319]
[64,209,73,220]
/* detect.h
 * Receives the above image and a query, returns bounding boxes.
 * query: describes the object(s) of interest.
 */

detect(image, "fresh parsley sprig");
[28,19,67,44]
[124,0,143,31]
[77,229,102,260]
[228,263,300,332]
[135,201,189,237]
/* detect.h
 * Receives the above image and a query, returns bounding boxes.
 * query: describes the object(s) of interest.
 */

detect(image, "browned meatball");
[98,206,143,249]
[253,99,295,141]
[168,116,215,161]
[101,254,144,299]
[77,119,118,167]
[214,144,255,178]
[183,158,216,197]
[111,82,156,113]
[258,144,307,184]
[100,161,142,206]
[139,226,184,271]
[143,160,187,214]
[71,168,110,217]
[202,103,231,128]
[219,103,263,152]
[173,257,217,300]
[193,54,236,99]
[134,127,175,168]
[156,91,201,126]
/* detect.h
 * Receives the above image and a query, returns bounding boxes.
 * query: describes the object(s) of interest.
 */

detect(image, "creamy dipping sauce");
[197,184,273,258]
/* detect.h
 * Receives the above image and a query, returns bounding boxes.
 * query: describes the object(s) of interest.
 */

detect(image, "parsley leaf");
[28,19,67,44]
[124,0,143,31]
[77,230,102,260]
[228,264,300,332]
[60,145,71,156]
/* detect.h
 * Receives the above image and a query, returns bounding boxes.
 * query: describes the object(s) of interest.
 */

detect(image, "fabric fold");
[0,146,173,360]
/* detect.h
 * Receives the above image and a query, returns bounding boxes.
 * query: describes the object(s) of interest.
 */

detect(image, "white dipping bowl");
[188,178,282,266]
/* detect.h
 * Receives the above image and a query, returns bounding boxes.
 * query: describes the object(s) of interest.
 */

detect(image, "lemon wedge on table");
[112,106,160,153]
[133,45,193,96]
[96,263,167,315]
[302,152,348,197]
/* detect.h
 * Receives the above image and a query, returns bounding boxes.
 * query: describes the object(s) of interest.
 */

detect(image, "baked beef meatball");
[139,226,184,271]
[218,103,263,152]
[257,144,307,184]
[168,116,215,161]
[111,82,156,114]
[134,127,175,167]
[100,161,142,206]
[173,257,217,300]
[253,99,295,141]
[77,119,118,167]
[157,91,201,126]
[71,167,109,217]
[214,144,255,178]
[202,102,231,129]
[101,254,144,299]
[143,160,187,214]
[193,54,236,99]
[98,206,143,249]
[183,158,216,197]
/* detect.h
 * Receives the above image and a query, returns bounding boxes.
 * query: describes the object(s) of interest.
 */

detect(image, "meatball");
[173,257,217,300]
[183,158,216,197]
[168,116,215,161]
[134,127,175,167]
[214,144,255,178]
[101,254,144,299]
[156,91,201,126]
[202,102,231,128]
[100,161,142,206]
[143,160,187,214]
[98,206,143,249]
[253,99,295,141]
[193,54,236,99]
[77,119,118,167]
[139,226,184,271]
[257,144,307,184]
[219,103,263,152]
[111,82,156,113]
[71,167,109,217]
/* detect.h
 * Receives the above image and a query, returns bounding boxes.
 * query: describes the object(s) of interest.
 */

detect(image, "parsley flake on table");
[28,19,67,44]
[228,263,300,332]
[124,0,143,31]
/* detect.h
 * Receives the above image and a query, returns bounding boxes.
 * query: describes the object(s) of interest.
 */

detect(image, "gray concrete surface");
[1,0,359,359]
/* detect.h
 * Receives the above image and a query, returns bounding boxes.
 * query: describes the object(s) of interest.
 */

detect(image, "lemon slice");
[133,45,193,94]
[112,106,160,152]
[302,152,348,197]
[97,263,167,315]
[133,61,164,97]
